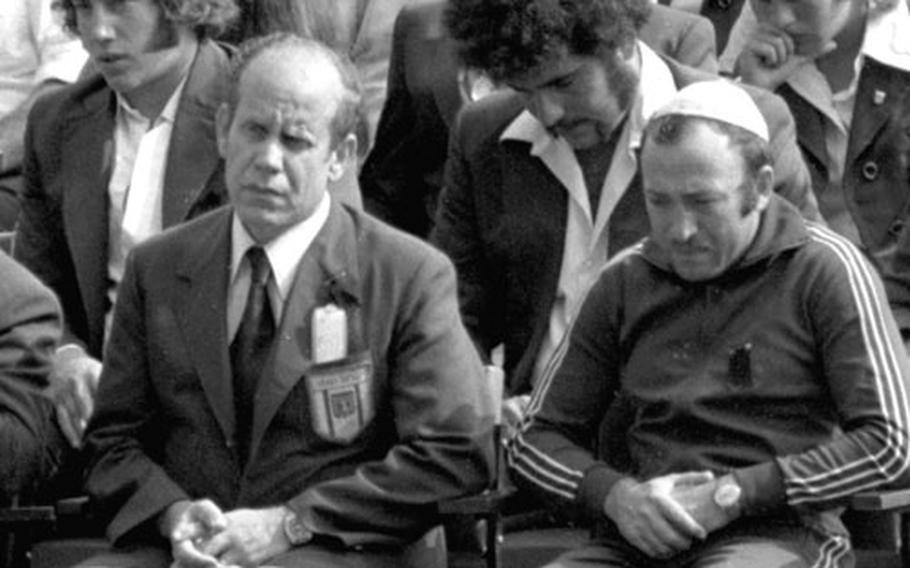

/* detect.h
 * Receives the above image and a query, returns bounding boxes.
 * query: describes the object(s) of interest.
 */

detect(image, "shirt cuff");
[733,461,787,516]
[578,463,627,521]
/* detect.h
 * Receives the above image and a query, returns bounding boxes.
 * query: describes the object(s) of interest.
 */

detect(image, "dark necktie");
[230,246,275,466]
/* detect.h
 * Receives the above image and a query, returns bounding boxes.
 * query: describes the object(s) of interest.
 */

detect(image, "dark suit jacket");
[15,40,232,359]
[360,1,719,238]
[83,202,493,549]
[433,57,819,396]
[779,58,910,272]
[0,250,62,502]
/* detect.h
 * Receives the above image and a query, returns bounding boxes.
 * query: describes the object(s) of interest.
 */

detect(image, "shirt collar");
[230,192,332,302]
[627,42,678,150]
[499,41,678,152]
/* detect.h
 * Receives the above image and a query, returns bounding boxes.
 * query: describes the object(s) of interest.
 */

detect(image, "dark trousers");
[546,515,853,568]
[71,526,447,568]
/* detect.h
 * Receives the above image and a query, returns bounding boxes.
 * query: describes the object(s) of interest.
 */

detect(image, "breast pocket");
[305,350,375,444]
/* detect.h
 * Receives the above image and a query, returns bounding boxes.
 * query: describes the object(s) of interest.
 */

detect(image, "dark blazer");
[433,57,819,396]
[360,1,719,238]
[779,58,910,272]
[0,250,62,502]
[15,40,232,359]
[83,202,493,550]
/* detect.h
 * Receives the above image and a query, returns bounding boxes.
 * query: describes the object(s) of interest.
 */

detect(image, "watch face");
[284,512,311,545]
[714,482,742,509]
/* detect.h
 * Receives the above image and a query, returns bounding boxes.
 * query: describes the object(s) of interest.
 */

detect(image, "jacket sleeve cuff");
[733,461,787,516]
[577,463,626,521]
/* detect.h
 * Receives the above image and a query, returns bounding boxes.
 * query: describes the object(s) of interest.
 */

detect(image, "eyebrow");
[509,69,576,93]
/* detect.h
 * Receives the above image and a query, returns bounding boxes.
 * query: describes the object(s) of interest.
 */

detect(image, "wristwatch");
[282,509,313,547]
[713,475,743,513]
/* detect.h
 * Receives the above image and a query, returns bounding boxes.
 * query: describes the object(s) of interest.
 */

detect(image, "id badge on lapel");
[306,351,374,444]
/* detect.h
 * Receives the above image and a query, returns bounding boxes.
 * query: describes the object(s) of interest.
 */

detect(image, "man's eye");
[243,123,269,139]
[282,134,311,150]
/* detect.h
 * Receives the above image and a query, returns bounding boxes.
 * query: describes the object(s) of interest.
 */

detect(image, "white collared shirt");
[500,43,678,386]
[104,76,188,341]
[227,193,332,342]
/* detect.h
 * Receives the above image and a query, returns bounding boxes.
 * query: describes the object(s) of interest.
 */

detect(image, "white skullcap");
[649,79,769,142]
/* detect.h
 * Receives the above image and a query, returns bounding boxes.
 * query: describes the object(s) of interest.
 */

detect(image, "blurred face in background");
[749,0,856,56]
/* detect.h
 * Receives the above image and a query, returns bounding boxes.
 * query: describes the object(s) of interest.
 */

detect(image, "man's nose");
[758,0,797,30]
[83,6,117,43]
[668,210,698,242]
[254,139,283,173]
[528,91,564,128]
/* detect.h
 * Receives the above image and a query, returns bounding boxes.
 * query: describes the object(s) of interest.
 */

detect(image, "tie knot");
[246,246,271,286]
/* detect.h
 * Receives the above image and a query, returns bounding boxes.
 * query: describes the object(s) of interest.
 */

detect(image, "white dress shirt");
[227,193,332,342]
[500,43,680,386]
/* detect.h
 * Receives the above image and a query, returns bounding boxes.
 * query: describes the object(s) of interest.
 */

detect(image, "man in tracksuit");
[509,80,910,568]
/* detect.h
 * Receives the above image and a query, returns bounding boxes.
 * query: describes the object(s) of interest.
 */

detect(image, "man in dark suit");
[14,0,238,448]
[361,0,719,239]
[0,251,64,503]
[79,34,493,568]
[433,0,821,408]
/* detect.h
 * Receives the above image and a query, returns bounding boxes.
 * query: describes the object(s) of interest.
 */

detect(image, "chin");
[673,263,719,282]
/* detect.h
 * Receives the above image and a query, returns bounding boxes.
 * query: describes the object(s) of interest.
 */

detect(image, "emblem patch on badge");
[307,356,373,443]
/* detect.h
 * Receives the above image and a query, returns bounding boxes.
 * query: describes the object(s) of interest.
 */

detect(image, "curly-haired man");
[432,0,822,417]
[15,0,237,451]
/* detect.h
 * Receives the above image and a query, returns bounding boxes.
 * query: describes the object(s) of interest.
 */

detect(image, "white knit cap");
[649,79,769,142]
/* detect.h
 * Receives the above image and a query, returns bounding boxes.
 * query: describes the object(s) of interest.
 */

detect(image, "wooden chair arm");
[851,489,910,513]
[0,505,56,527]
[54,496,90,520]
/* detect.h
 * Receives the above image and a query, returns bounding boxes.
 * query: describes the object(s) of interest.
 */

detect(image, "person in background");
[361,0,719,239]
[735,0,910,281]
[15,0,237,449]
[228,0,438,155]
[78,33,492,568]
[510,79,910,568]
[0,0,88,231]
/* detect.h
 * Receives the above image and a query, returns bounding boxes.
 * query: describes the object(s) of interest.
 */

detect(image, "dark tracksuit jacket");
[509,195,910,562]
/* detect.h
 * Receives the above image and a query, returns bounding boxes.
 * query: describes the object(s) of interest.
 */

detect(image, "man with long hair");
[15,0,237,449]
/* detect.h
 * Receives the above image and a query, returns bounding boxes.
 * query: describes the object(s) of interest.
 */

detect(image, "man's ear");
[215,103,231,159]
[754,164,774,211]
[328,132,357,182]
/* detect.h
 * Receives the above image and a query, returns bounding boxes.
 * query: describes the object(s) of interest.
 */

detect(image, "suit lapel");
[162,40,230,226]
[249,202,361,462]
[848,61,908,163]
[176,209,235,441]
[781,86,829,170]
[60,82,115,347]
